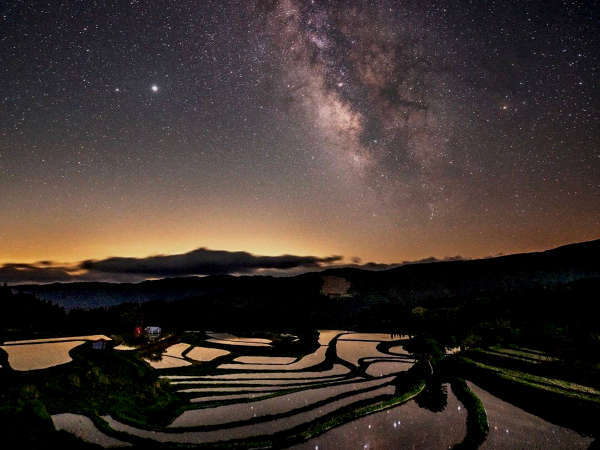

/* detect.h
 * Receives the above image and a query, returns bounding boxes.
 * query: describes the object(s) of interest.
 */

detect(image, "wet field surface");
[34,331,595,449]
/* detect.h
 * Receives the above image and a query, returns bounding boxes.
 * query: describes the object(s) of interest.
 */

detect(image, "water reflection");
[468,382,593,450]
[288,383,467,450]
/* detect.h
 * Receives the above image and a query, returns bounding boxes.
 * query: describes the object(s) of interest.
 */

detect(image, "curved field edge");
[450,378,488,449]
[449,355,600,437]
[1,345,189,432]
[176,378,363,411]
[283,379,425,447]
[70,379,425,449]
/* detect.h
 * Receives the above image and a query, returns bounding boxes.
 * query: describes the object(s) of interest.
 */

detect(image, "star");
[151,85,158,92]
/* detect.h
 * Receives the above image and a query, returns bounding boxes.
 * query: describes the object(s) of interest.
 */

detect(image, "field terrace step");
[365,361,413,377]
[190,392,276,404]
[205,338,271,347]
[387,344,410,356]
[163,343,192,358]
[206,332,272,344]
[205,332,273,347]
[336,340,401,367]
[218,346,328,371]
[234,356,297,364]
[171,376,349,386]
[113,344,136,351]
[143,355,192,369]
[169,375,396,428]
[185,379,363,404]
[468,381,594,449]
[186,346,230,362]
[161,364,350,381]
[177,377,363,394]
[317,330,349,345]
[1,341,86,371]
[52,413,132,448]
[3,335,112,345]
[102,384,396,444]
[337,333,407,342]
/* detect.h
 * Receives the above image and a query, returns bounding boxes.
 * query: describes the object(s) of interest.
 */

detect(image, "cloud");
[80,248,342,277]
[0,247,466,284]
[250,255,468,277]
[0,263,76,283]
[0,248,343,284]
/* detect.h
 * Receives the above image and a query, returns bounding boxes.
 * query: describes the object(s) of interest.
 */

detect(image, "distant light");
[151,85,159,92]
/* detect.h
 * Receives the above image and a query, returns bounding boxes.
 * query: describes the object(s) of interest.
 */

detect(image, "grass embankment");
[451,347,600,437]
[450,378,488,449]
[460,353,600,402]
[0,343,187,448]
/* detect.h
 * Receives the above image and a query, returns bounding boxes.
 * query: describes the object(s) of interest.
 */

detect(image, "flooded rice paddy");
[1,341,86,371]
[1,335,112,371]
[469,382,593,449]
[15,330,590,448]
[290,382,468,450]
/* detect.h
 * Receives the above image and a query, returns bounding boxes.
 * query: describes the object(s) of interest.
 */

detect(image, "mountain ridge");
[10,237,600,310]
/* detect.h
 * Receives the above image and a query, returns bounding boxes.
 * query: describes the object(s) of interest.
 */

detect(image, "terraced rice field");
[144,343,230,369]
[365,360,413,377]
[162,364,350,380]
[143,355,192,369]
[52,413,132,447]
[468,382,593,449]
[290,382,468,450]
[170,376,395,428]
[317,330,347,345]
[336,340,398,366]
[387,344,410,355]
[52,330,417,448]
[234,356,296,364]
[218,346,328,371]
[1,335,119,371]
[339,333,407,342]
[113,344,136,351]
[163,343,191,358]
[205,331,272,347]
[1,334,114,371]
[1,340,90,371]
[169,375,348,386]
[103,385,396,444]
[4,335,111,345]
[186,346,230,361]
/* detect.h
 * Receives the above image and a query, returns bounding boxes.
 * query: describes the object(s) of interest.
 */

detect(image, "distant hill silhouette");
[11,238,600,311]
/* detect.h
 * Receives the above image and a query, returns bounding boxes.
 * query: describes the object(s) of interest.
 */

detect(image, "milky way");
[0,0,598,273]
[261,0,461,219]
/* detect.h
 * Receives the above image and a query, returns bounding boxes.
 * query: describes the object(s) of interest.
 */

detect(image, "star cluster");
[0,0,598,266]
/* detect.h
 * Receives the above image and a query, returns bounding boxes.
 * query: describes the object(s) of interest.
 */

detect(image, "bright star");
[151,85,158,92]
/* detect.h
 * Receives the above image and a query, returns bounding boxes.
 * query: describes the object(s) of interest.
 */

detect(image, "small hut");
[144,326,161,340]
[91,338,109,350]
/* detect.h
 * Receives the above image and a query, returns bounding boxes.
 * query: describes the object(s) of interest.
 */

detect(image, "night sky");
[1,1,599,282]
